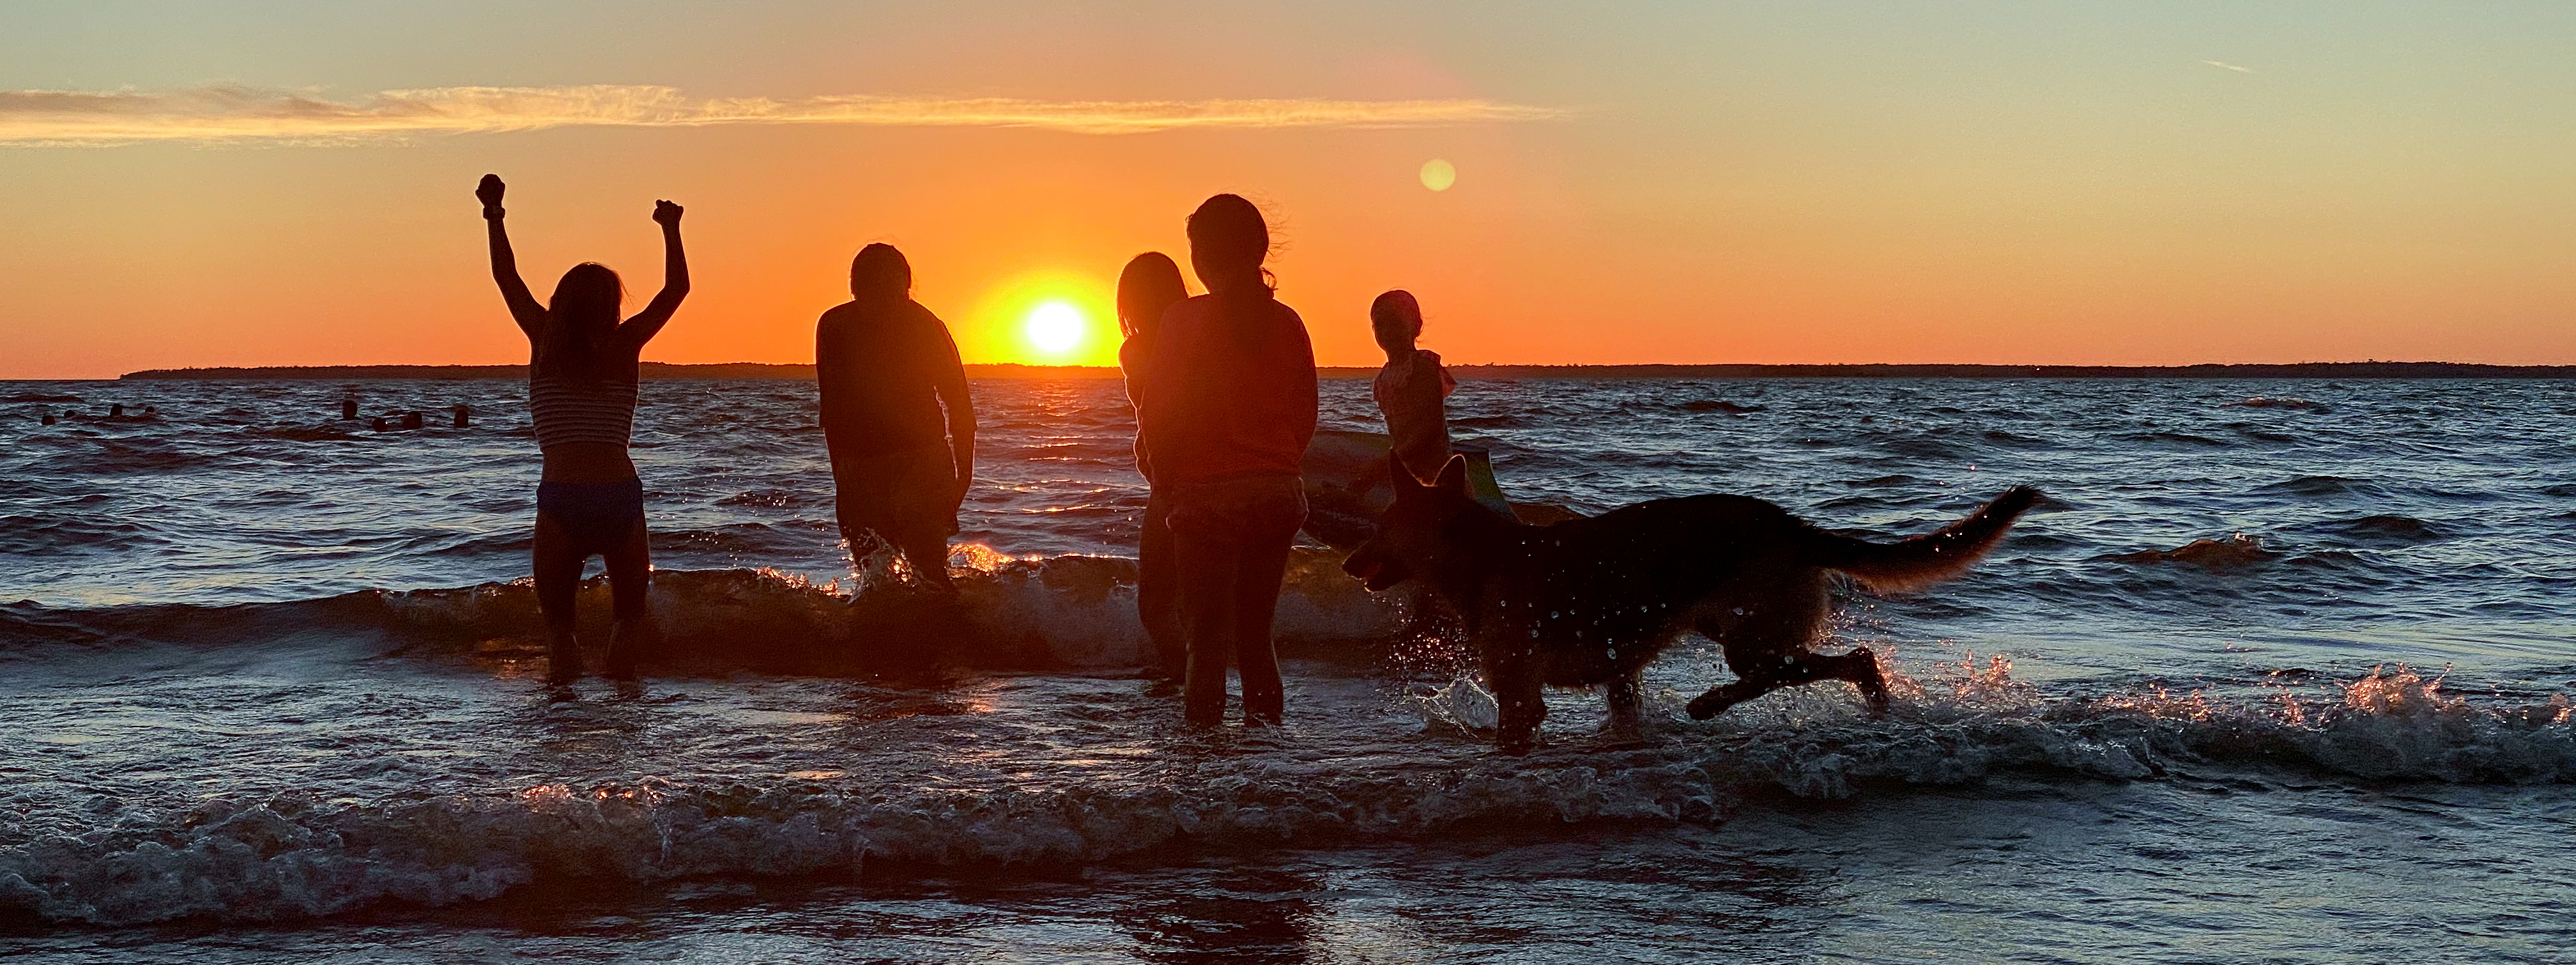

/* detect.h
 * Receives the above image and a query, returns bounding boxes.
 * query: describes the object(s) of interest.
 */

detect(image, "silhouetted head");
[850,243,912,304]
[1342,452,1476,592]
[1186,194,1273,298]
[1370,290,1423,355]
[1117,252,1188,339]
[542,263,625,386]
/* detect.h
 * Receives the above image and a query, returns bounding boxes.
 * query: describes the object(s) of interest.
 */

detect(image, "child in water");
[1368,290,1455,483]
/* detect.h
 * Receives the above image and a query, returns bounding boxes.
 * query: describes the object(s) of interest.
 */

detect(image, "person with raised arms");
[477,174,687,685]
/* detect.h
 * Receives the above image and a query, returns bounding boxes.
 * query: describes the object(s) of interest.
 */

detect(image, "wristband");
[482,206,505,220]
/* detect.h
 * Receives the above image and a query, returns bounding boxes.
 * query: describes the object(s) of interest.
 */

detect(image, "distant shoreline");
[110,361,2576,381]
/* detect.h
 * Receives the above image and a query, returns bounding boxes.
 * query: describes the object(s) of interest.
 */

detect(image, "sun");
[1024,300,1087,355]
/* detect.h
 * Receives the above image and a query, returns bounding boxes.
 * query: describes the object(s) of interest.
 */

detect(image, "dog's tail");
[1808,486,2041,593]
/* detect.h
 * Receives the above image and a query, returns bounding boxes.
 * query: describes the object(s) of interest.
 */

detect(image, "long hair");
[850,243,912,304]
[1117,251,1188,339]
[540,263,624,387]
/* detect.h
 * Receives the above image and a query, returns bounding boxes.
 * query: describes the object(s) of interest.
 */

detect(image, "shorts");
[1164,474,1307,544]
[536,479,645,554]
[832,444,961,543]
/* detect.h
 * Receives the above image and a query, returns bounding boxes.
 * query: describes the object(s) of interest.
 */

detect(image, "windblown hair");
[1117,251,1188,339]
[1186,194,1275,300]
[540,263,624,387]
[850,243,913,303]
[1370,290,1422,351]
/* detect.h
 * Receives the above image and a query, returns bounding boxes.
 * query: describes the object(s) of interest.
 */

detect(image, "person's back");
[1138,194,1316,728]
[816,298,958,458]
[815,243,975,592]
[1143,293,1317,488]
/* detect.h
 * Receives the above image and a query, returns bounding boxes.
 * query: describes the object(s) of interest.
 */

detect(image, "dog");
[1342,454,2039,753]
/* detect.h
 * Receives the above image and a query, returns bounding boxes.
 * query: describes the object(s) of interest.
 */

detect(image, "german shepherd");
[1343,454,2039,753]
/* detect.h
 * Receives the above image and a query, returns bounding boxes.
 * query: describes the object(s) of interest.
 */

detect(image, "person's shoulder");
[1163,295,1222,323]
[816,300,864,328]
[1416,349,1443,366]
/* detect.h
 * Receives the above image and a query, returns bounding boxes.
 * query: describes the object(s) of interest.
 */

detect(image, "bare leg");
[894,530,956,593]
[602,516,655,680]
[532,513,586,685]
[1176,530,1242,727]
[1137,491,1185,681]
[1230,531,1295,726]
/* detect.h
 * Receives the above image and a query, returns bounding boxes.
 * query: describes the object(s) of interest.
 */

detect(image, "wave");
[0,662,2563,925]
[0,552,1403,675]
[2228,396,2331,412]
[2096,534,2278,571]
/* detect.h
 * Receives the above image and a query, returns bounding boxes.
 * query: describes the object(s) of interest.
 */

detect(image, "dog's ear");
[1434,455,1469,496]
[1388,451,1423,498]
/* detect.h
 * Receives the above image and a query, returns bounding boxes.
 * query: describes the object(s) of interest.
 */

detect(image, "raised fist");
[475,174,505,208]
[653,199,683,226]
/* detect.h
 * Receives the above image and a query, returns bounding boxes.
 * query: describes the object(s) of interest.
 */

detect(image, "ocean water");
[1,376,2571,963]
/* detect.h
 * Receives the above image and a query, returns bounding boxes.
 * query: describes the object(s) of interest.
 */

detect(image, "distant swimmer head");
[1116,252,1188,339]
[1370,290,1423,353]
[849,243,912,304]
[1186,194,1274,298]
[542,263,625,386]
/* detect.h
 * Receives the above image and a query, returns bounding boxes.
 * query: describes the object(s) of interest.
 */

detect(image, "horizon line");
[53,360,2576,382]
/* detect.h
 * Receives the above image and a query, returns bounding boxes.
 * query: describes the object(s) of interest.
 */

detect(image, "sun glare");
[1024,301,1087,355]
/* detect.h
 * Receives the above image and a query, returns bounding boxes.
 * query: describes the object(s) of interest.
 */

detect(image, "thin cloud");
[2200,60,2255,74]
[0,84,1568,144]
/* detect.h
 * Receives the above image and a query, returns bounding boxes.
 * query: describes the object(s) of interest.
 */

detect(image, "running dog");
[1342,454,2038,753]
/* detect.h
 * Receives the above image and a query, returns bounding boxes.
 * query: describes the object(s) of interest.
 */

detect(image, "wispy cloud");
[0,84,1568,144]
[2200,60,2255,74]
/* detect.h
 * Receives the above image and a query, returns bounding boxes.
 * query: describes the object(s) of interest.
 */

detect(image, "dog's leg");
[1603,668,1646,742]
[1489,647,1547,755]
[1836,647,1891,713]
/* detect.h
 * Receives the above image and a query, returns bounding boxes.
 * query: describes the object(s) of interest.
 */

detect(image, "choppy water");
[3,376,2572,962]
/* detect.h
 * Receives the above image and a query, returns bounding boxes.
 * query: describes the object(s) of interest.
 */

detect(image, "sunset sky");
[3,1,2570,379]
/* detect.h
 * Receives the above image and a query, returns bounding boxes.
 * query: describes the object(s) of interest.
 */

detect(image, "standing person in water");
[1369,290,1456,483]
[1117,252,1192,684]
[477,173,687,684]
[1133,195,1318,726]
[816,243,976,593]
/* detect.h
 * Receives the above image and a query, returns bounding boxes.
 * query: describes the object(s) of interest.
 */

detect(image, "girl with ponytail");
[1131,194,1318,726]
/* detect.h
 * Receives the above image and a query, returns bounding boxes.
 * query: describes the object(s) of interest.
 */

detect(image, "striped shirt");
[530,375,640,449]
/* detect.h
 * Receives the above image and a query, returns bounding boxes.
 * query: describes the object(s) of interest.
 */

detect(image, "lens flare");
[1025,301,1086,354]
[1420,158,1457,191]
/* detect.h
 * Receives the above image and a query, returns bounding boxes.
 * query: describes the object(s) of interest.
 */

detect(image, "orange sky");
[2,3,2570,378]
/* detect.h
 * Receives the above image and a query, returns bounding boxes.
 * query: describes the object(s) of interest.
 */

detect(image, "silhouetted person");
[1133,195,1317,727]
[1118,251,1192,683]
[371,416,391,431]
[341,397,359,421]
[816,243,975,593]
[452,404,471,428]
[40,413,56,426]
[109,404,125,418]
[479,173,689,684]
[1370,290,1455,483]
[402,411,425,431]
